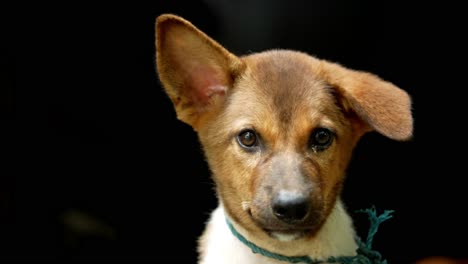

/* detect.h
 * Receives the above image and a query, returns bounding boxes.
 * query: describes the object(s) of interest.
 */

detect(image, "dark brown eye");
[237,130,258,149]
[309,128,334,151]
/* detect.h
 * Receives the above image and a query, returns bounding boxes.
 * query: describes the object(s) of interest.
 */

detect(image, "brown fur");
[155,14,413,262]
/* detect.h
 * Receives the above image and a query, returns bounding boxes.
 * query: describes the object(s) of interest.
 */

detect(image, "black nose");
[272,191,310,223]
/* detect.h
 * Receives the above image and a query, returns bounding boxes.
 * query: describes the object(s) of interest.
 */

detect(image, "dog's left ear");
[320,61,413,140]
[155,14,244,129]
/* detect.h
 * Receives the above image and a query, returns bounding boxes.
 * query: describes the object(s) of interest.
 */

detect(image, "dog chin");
[266,230,309,241]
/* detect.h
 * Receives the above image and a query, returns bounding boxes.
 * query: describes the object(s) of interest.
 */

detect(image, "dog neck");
[225,200,358,262]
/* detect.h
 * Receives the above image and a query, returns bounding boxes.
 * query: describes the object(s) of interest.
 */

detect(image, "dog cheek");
[303,147,350,210]
[216,148,259,214]
[249,190,272,226]
[319,145,354,205]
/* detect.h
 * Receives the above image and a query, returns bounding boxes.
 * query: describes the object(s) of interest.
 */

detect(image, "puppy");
[155,14,413,264]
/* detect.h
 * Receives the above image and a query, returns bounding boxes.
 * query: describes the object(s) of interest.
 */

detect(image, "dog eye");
[309,128,334,151]
[237,130,258,149]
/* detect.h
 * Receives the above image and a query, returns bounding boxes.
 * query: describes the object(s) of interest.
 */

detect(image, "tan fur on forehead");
[242,51,327,99]
[207,51,352,142]
[242,50,337,119]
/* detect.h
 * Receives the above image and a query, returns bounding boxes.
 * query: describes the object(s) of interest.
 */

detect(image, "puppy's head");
[156,15,412,241]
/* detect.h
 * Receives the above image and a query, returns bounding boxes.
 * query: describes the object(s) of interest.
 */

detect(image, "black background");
[5,1,467,263]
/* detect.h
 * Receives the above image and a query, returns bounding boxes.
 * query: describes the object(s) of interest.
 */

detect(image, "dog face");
[156,15,412,241]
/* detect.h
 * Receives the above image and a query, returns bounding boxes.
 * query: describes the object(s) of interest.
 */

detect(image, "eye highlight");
[237,129,258,149]
[309,128,334,151]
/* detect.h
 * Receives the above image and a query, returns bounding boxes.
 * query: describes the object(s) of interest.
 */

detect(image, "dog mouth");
[246,202,321,241]
[263,228,312,241]
[247,208,315,241]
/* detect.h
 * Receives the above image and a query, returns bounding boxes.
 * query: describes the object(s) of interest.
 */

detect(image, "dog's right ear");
[319,61,413,141]
[156,14,244,129]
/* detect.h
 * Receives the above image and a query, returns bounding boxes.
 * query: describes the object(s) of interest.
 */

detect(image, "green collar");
[226,207,392,264]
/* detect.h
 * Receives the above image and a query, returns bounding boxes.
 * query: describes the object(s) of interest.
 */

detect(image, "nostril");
[273,205,287,218]
[272,192,310,223]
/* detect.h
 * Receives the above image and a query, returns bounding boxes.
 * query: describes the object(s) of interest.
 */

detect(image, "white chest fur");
[198,201,357,264]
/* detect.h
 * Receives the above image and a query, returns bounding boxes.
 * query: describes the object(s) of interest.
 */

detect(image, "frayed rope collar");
[226,207,393,264]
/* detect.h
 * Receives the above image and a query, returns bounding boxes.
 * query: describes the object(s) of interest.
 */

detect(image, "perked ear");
[156,14,244,129]
[320,61,413,140]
